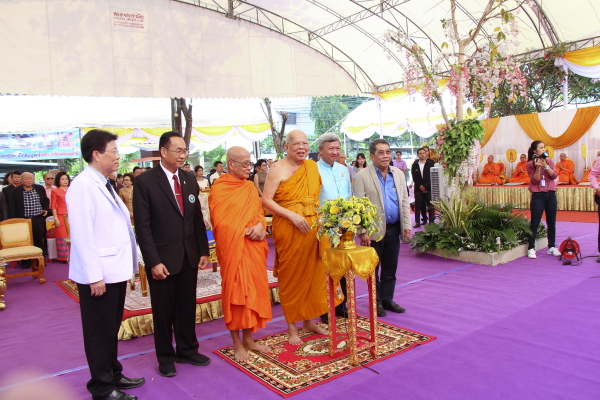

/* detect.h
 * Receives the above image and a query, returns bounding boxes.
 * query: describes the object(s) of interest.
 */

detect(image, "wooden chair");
[0,219,46,304]
[0,258,7,310]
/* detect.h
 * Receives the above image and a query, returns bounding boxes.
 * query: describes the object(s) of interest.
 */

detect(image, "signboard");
[111,10,149,32]
[0,129,80,160]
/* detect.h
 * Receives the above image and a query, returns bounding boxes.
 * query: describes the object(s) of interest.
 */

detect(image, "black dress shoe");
[94,389,137,400]
[158,363,177,377]
[175,353,211,366]
[116,376,145,390]
[382,301,406,313]
[377,305,387,317]
[413,223,421,228]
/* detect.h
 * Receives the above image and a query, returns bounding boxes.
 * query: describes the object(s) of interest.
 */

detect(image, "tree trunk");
[178,98,193,149]
[262,98,287,157]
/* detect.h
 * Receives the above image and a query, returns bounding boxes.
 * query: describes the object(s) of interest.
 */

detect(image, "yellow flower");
[330,206,340,214]
[352,215,361,224]
[340,219,351,229]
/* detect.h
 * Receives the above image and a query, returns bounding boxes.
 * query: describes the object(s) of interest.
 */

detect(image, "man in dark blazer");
[411,147,435,228]
[3,170,22,213]
[134,131,211,378]
[9,172,49,256]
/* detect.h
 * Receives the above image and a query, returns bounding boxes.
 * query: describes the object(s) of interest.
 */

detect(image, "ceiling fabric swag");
[481,118,500,147]
[515,106,600,149]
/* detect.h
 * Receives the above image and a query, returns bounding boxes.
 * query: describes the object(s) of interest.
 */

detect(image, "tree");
[203,145,226,167]
[118,152,139,174]
[171,98,193,148]
[261,98,287,158]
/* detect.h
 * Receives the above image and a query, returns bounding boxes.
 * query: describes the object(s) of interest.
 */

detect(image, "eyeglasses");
[102,149,120,156]
[166,148,189,156]
[230,159,253,168]
[288,141,309,148]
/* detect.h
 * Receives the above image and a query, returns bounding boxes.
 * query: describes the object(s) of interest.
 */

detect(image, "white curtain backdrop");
[480,107,600,181]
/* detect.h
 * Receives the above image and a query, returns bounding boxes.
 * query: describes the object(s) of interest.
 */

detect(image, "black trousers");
[371,222,400,306]
[78,281,127,399]
[414,190,434,224]
[529,191,557,249]
[147,257,199,365]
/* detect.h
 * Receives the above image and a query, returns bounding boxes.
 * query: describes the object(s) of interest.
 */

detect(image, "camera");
[532,152,548,160]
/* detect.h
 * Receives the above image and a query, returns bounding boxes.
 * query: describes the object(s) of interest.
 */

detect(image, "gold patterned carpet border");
[472,185,596,211]
[214,316,435,398]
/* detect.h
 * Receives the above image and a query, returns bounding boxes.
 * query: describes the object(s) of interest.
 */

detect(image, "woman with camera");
[526,140,561,259]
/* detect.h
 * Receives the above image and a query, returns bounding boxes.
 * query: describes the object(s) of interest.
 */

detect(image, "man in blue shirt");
[354,139,411,317]
[316,132,351,321]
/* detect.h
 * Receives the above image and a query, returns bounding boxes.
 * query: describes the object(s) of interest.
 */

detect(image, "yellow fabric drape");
[240,122,271,133]
[375,78,450,101]
[481,117,500,147]
[564,45,600,67]
[515,106,600,149]
[472,185,597,211]
[195,126,233,136]
[322,246,379,282]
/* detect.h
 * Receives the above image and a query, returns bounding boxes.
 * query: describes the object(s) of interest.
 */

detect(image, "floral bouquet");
[315,196,382,248]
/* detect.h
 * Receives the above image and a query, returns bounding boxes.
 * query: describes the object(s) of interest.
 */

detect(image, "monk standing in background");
[209,147,272,362]
[556,153,578,184]
[478,155,502,184]
[262,130,328,345]
[508,154,530,184]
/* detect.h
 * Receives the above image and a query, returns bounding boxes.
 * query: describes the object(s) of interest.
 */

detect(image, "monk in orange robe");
[556,153,578,184]
[262,130,328,345]
[582,151,600,182]
[209,146,272,362]
[508,154,530,184]
[478,155,502,184]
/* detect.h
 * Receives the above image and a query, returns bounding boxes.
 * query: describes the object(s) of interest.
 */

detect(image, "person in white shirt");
[209,161,225,185]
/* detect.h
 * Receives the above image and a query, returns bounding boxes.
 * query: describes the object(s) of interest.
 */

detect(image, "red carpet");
[214,316,435,398]
[514,210,598,223]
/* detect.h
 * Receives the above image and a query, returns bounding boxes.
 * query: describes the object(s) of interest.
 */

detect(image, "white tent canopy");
[1,0,598,98]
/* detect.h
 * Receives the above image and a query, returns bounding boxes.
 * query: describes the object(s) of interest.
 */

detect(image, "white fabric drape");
[555,57,600,79]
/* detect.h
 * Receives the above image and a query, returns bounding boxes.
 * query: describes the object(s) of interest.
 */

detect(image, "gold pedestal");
[0,259,6,310]
[323,246,379,365]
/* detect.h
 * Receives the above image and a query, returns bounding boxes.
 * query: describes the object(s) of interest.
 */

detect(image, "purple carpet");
[1,218,599,399]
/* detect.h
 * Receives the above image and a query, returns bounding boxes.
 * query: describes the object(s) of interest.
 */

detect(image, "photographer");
[525,140,561,259]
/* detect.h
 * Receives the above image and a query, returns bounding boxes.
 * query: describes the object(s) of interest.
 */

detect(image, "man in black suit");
[133,131,211,378]
[3,170,22,213]
[9,172,49,261]
[411,148,435,228]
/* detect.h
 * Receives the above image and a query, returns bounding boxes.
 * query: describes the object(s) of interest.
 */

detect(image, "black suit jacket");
[411,159,434,191]
[133,165,209,275]
[8,184,49,219]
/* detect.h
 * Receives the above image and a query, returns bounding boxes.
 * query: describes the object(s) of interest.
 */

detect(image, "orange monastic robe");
[508,162,530,184]
[272,160,327,323]
[209,174,272,332]
[556,160,578,184]
[479,163,502,184]
[582,160,596,182]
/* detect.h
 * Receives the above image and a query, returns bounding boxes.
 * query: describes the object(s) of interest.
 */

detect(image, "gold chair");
[0,258,7,310]
[0,218,46,308]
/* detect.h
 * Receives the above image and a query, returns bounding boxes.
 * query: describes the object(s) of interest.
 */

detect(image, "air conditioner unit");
[430,165,448,202]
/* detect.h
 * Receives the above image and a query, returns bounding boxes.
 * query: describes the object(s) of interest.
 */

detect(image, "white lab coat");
[66,167,138,285]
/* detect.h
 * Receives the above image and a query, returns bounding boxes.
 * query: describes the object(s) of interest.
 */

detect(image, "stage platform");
[472,184,597,211]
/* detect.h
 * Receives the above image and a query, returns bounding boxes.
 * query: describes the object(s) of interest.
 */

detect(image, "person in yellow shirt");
[508,154,530,184]
[556,153,578,184]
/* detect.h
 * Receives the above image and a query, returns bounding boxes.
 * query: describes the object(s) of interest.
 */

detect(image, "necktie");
[105,179,116,200]
[172,174,185,216]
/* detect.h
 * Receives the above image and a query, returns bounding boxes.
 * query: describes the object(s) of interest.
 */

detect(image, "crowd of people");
[4,128,599,400]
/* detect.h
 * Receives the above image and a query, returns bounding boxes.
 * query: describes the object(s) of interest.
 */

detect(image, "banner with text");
[0,129,80,160]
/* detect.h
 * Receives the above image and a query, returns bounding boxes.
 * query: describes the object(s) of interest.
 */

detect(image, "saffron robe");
[479,162,502,184]
[582,160,596,182]
[508,162,530,184]
[556,160,578,184]
[272,160,327,323]
[209,174,272,332]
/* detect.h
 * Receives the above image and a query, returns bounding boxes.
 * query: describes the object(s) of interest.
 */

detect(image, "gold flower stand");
[323,245,379,365]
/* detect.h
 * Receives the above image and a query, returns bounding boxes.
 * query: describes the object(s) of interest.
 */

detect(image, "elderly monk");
[478,155,503,184]
[582,151,600,182]
[508,154,530,184]
[556,153,578,184]
[209,147,272,362]
[262,130,328,345]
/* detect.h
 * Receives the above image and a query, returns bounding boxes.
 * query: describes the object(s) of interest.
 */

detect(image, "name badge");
[189,194,196,203]
[541,178,546,187]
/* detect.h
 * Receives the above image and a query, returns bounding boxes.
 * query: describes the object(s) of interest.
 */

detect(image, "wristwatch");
[544,166,550,170]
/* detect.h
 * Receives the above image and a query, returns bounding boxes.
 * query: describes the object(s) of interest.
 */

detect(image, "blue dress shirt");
[317,159,352,203]
[375,166,399,224]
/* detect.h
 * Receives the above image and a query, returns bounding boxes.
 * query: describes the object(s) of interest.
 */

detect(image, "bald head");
[284,130,309,163]
[559,153,566,161]
[226,146,252,180]
[285,130,307,145]
[21,172,35,189]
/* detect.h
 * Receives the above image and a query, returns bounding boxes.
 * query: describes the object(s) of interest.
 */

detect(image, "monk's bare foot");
[233,342,251,362]
[243,339,271,354]
[303,320,328,336]
[287,324,303,345]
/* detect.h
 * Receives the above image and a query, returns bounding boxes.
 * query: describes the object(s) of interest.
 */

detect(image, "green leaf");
[494,27,501,32]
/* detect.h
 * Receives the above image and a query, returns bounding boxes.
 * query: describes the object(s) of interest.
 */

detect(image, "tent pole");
[377,95,383,139]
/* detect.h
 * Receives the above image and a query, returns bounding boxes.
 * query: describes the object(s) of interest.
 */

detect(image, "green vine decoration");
[434,118,484,179]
